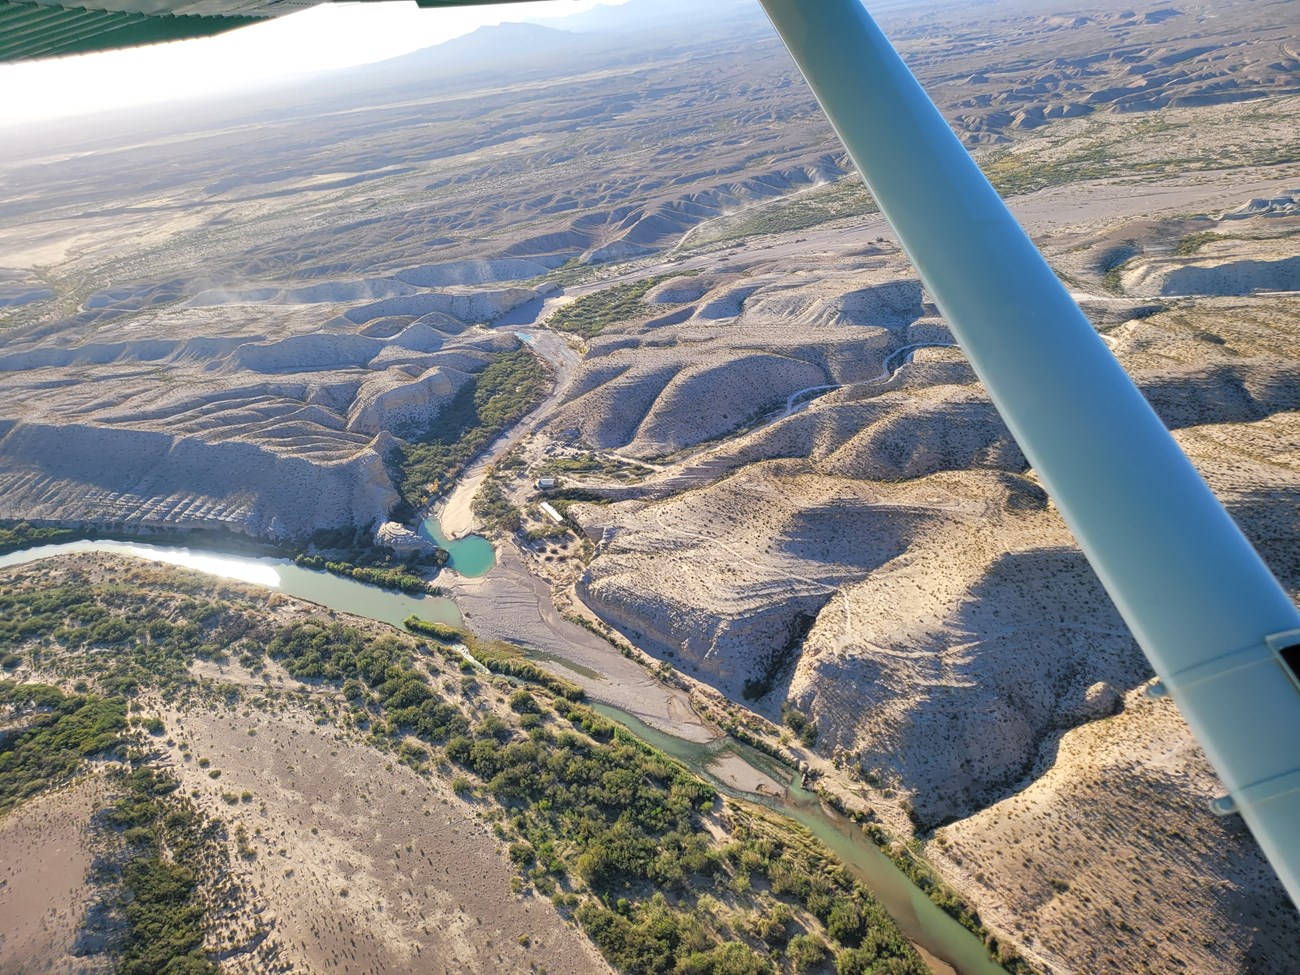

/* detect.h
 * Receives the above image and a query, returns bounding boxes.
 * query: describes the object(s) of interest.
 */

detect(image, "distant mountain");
[366,22,587,77]
[313,20,637,103]
[336,5,769,97]
[222,3,772,121]
[530,0,759,34]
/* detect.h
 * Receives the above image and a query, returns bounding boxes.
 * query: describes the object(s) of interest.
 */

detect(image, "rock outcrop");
[374,521,435,554]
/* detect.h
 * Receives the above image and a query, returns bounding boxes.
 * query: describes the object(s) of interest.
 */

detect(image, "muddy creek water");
[0,538,1005,975]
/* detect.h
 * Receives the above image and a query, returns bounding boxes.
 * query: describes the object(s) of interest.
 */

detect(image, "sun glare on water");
[120,545,282,588]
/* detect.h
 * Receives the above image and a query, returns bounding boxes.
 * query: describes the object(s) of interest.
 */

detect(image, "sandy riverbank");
[441,543,716,744]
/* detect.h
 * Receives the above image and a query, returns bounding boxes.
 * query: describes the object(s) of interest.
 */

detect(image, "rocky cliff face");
[0,297,515,540]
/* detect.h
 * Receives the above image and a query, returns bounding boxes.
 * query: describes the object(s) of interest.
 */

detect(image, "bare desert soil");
[2,0,1299,973]
[0,776,110,975]
[0,556,615,975]
[931,688,1297,975]
[161,702,611,975]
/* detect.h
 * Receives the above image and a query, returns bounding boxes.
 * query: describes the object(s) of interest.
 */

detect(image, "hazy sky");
[0,0,630,127]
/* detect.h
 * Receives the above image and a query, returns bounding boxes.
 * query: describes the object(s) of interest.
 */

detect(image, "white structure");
[538,502,565,526]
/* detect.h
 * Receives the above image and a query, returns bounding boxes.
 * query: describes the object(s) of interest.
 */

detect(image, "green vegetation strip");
[548,274,679,339]
[0,575,253,699]
[0,520,81,555]
[980,146,1116,197]
[471,445,529,534]
[815,791,1034,975]
[471,472,520,533]
[0,680,126,814]
[294,554,442,594]
[103,766,223,975]
[684,176,877,250]
[0,562,938,975]
[398,342,550,504]
[0,677,224,974]
[404,616,585,701]
[978,110,1298,199]
[540,453,653,481]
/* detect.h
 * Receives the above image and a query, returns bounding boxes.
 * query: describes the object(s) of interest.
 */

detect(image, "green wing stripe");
[0,0,547,64]
[0,0,256,62]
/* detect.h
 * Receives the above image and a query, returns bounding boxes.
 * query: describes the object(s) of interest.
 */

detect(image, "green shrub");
[403,617,466,643]
[397,343,550,503]
[107,768,220,975]
[0,681,127,814]
[575,896,713,974]
[472,475,522,533]
[460,638,584,701]
[787,934,826,972]
[321,561,436,594]
[547,277,674,339]
[0,521,79,555]
[509,689,539,714]
[676,942,773,975]
[509,842,535,865]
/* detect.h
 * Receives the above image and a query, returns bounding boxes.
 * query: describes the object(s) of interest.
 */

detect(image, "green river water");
[591,705,1008,975]
[0,537,1007,975]
[419,518,497,577]
[0,540,462,628]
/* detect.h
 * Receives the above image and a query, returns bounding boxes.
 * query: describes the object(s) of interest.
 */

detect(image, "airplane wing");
[0,0,533,63]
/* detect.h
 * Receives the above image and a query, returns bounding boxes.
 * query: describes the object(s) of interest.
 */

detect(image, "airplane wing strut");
[757,0,1300,910]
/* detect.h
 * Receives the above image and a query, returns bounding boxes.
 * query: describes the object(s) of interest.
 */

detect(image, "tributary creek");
[0,537,1007,975]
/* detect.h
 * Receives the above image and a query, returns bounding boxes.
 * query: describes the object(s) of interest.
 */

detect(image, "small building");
[536,477,558,491]
[538,502,565,526]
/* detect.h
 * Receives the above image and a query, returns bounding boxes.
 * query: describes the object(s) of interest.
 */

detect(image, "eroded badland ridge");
[2,0,1299,972]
